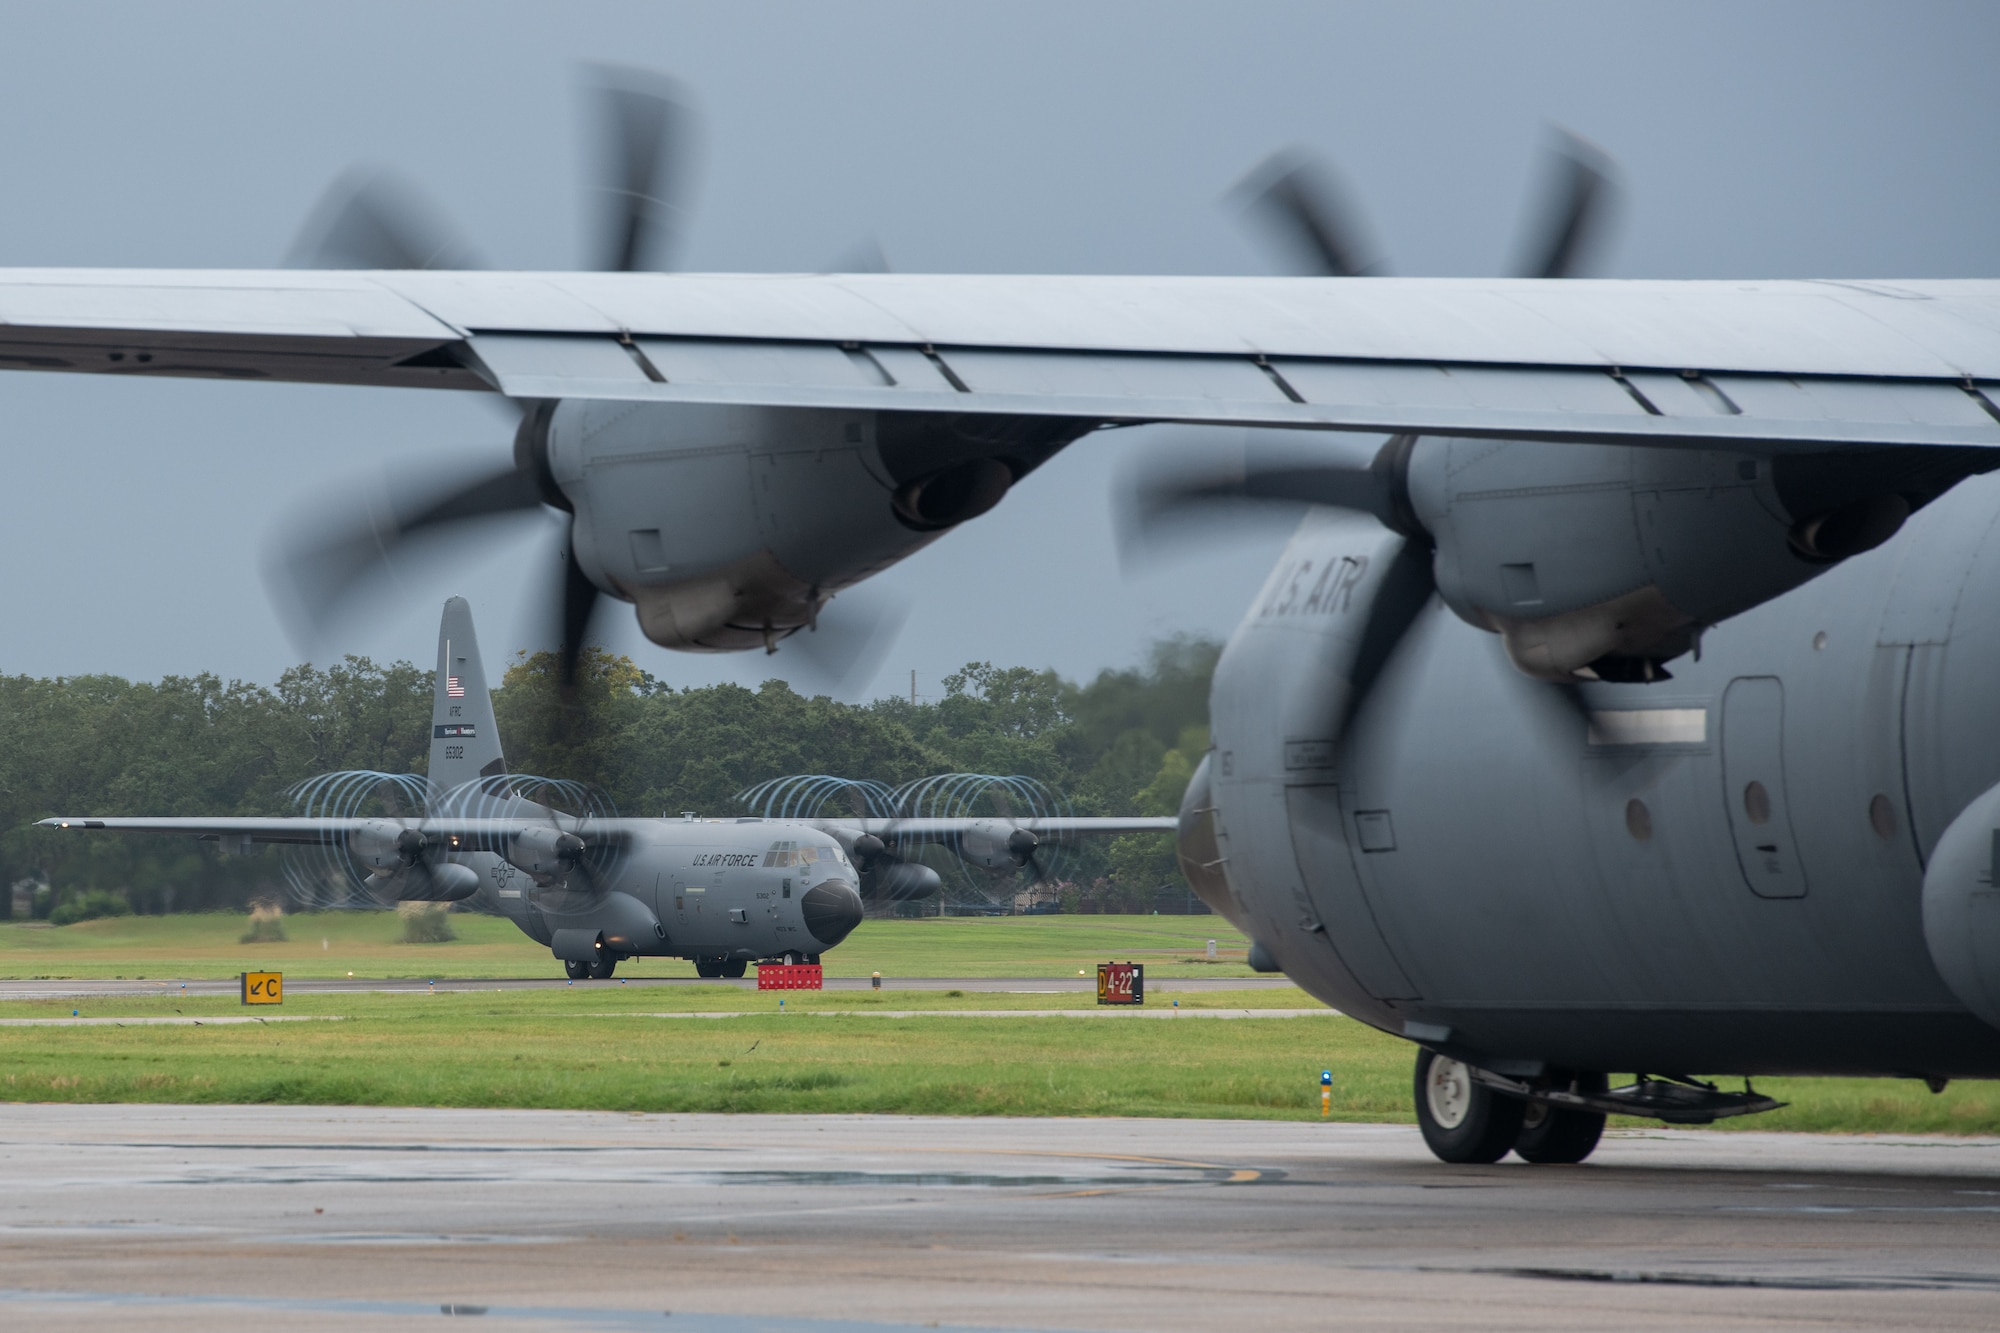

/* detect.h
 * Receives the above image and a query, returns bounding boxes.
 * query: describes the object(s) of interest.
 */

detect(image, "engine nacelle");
[505,825,585,882]
[863,861,941,902]
[536,400,1081,653]
[959,819,1034,870]
[347,819,424,875]
[1402,436,1990,681]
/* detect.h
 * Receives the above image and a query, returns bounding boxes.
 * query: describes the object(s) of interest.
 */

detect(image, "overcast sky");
[1,1,1996,699]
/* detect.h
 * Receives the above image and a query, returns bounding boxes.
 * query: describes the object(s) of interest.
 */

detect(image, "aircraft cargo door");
[1721,677,1809,899]
[1286,784,1420,1000]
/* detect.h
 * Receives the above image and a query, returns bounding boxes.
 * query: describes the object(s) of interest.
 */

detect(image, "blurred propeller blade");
[554,523,603,693]
[266,462,546,652]
[586,63,697,272]
[1121,436,1409,569]
[774,588,910,700]
[285,167,486,271]
[830,236,892,274]
[1336,537,1437,739]
[1514,128,1619,279]
[1233,149,1382,278]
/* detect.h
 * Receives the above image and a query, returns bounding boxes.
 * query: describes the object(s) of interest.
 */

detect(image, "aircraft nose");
[801,880,864,949]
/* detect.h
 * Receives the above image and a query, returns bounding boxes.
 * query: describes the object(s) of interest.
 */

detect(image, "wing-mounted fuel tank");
[534,399,1085,653]
[1200,513,1430,1030]
[1404,435,1996,683]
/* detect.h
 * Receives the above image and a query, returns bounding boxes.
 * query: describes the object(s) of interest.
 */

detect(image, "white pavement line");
[0,1015,342,1027]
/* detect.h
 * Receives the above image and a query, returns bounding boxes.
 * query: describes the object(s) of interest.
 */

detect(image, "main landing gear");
[563,956,618,980]
[1412,1049,1782,1164]
[694,956,748,979]
[1414,1049,1606,1165]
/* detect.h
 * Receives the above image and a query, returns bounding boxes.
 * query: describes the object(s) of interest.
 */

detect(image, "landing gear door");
[1286,783,1421,1000]
[1721,676,1809,899]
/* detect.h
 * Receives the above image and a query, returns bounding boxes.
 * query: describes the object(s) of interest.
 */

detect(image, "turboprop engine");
[842,833,941,902]
[1142,430,1997,685]
[540,399,1086,654]
[957,819,1040,871]
[344,819,480,902]
[1399,435,1992,682]
[503,824,585,883]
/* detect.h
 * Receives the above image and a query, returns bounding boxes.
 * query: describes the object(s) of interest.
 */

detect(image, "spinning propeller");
[271,65,893,696]
[1126,130,1623,727]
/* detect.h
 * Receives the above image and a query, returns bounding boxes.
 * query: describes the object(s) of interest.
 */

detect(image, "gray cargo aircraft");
[8,88,2000,1159]
[40,598,1172,979]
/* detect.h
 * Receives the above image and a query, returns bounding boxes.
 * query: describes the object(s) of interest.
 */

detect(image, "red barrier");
[757,963,823,990]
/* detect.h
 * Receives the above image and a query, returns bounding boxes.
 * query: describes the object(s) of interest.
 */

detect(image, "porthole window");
[1869,793,1899,841]
[1625,798,1653,842]
[1813,631,1828,651]
[1743,781,1772,826]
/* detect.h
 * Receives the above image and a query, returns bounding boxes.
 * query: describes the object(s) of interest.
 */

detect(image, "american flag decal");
[446,675,466,698]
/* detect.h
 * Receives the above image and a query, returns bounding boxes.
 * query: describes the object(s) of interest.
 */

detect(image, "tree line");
[0,637,1219,918]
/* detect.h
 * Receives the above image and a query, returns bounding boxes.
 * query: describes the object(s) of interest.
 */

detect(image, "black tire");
[695,957,723,979]
[1413,1048,1526,1164]
[721,959,748,979]
[587,956,617,980]
[563,959,590,981]
[1514,1071,1608,1164]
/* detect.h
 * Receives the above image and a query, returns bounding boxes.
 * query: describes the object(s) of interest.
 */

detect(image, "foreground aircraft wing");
[3,270,2000,453]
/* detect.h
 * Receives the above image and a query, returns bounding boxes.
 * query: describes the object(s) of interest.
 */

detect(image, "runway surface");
[1,1106,1997,1332]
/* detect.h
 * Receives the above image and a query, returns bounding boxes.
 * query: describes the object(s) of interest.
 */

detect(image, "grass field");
[0,987,1995,1133]
[0,911,1255,981]
[1,912,1995,1134]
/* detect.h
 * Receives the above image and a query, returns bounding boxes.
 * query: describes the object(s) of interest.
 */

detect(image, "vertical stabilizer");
[430,597,506,796]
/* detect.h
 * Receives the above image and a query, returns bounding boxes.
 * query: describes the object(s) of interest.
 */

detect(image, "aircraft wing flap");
[464,329,2000,452]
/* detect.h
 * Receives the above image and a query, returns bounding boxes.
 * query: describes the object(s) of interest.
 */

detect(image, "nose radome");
[801,880,864,949]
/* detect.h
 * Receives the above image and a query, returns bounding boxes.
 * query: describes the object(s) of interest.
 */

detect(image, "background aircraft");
[41,599,1172,978]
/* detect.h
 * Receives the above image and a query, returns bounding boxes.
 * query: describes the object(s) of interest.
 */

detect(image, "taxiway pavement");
[0,1105,1995,1332]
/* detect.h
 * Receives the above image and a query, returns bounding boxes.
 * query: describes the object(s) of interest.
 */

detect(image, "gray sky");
[1,1,1996,697]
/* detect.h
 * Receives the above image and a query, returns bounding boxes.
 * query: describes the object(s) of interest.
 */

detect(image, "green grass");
[0,989,1400,1119]
[0,911,1256,981]
[2,913,1996,1134]
[0,986,1995,1133]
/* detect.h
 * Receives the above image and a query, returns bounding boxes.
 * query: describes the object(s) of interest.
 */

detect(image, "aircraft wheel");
[695,957,723,979]
[563,959,591,981]
[1514,1072,1608,1164]
[721,959,748,979]
[779,951,801,966]
[587,956,617,981]
[1413,1048,1525,1164]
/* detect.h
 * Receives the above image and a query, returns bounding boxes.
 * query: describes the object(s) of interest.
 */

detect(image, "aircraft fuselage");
[1204,470,2000,1080]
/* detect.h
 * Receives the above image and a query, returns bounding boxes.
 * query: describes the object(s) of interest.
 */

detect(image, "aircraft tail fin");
[430,597,506,797]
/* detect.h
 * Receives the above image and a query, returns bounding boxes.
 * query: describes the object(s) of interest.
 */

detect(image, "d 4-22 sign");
[240,972,282,1005]
[1097,961,1144,1005]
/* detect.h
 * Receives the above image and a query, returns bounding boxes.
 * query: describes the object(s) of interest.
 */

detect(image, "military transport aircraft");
[39,598,1171,979]
[8,68,2000,1160]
